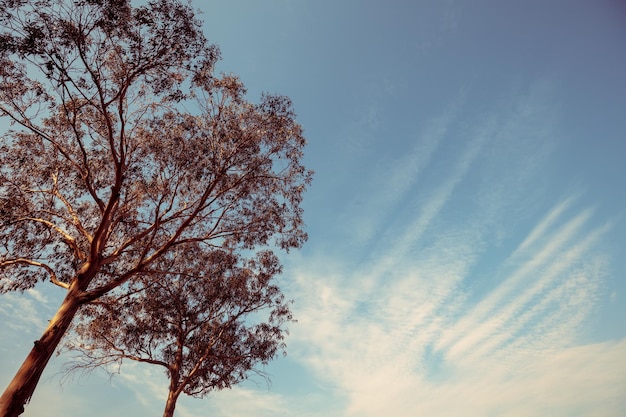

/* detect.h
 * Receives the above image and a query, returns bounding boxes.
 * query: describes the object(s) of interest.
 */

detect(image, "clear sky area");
[1,0,625,416]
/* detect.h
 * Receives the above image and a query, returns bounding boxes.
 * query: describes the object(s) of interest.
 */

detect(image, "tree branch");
[51,173,93,244]
[13,216,85,260]
[0,258,68,289]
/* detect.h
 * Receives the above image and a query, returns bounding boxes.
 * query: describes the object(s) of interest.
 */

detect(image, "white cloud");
[354,339,626,417]
[288,228,623,416]
[200,387,288,417]
[439,210,607,363]
[0,292,48,333]
[281,82,623,416]
[336,94,459,246]
[2,74,621,417]
[25,288,48,305]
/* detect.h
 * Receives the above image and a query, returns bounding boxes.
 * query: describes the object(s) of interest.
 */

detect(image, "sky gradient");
[1,0,626,416]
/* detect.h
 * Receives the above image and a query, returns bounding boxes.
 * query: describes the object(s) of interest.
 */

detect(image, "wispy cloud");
[283,84,624,416]
[342,98,459,245]
[0,289,53,334]
[1,78,621,417]
[288,196,620,417]
[437,206,600,359]
[197,387,288,417]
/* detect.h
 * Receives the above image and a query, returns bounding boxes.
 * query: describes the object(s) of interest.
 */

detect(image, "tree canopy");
[68,246,292,417]
[0,0,311,415]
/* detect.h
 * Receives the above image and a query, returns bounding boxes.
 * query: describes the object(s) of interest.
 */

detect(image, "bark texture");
[0,290,81,417]
[162,382,181,417]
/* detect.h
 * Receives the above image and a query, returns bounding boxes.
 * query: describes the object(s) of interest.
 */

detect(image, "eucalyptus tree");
[68,246,292,417]
[0,0,311,415]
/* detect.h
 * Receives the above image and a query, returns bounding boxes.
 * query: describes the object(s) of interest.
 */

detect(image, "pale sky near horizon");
[1,0,626,416]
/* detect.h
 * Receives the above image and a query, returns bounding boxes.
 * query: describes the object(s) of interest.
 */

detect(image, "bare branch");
[0,258,68,289]
[51,173,93,244]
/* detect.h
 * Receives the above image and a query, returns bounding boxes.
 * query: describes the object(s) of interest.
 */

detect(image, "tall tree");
[67,246,292,417]
[0,0,312,415]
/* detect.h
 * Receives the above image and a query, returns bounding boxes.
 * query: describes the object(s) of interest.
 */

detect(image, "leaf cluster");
[69,246,292,397]
[0,0,312,295]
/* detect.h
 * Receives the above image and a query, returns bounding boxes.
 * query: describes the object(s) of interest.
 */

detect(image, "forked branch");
[0,258,68,289]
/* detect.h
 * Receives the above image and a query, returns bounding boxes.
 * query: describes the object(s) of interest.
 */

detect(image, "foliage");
[0,0,311,415]
[67,246,293,416]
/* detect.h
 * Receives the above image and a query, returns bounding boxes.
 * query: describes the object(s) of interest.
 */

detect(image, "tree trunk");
[0,289,82,417]
[162,389,180,417]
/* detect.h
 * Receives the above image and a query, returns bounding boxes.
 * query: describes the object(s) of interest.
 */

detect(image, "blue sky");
[1,0,626,416]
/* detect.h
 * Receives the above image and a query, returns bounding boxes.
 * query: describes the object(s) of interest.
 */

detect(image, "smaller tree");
[66,245,293,417]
